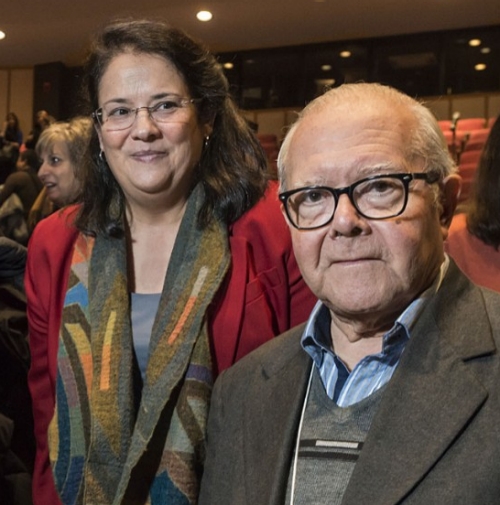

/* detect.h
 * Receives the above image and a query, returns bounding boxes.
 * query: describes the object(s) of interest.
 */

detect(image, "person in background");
[0,150,41,244]
[25,18,315,505]
[0,150,42,221]
[0,112,22,186]
[24,110,55,150]
[28,117,92,231]
[199,83,500,505]
[0,237,34,505]
[2,113,23,149]
[445,115,500,291]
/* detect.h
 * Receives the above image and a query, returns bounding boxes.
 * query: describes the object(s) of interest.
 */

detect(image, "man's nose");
[328,193,366,237]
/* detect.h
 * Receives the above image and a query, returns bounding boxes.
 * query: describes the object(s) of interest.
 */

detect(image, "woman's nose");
[38,162,49,179]
[130,109,162,140]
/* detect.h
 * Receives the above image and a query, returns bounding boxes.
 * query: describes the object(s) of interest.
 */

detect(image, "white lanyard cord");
[289,364,315,505]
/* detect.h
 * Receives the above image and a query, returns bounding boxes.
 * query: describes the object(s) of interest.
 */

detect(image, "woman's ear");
[203,121,214,139]
[94,123,105,152]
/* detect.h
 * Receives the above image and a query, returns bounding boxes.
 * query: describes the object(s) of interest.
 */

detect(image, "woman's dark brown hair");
[76,18,267,236]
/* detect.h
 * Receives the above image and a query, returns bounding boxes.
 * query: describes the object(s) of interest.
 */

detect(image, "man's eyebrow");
[357,163,405,176]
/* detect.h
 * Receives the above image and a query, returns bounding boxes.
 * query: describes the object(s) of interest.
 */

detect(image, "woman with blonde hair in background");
[29,117,92,230]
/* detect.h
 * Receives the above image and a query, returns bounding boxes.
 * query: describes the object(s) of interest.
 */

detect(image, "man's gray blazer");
[200,261,500,505]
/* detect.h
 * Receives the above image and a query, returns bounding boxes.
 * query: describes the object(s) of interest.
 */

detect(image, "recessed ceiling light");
[223,62,234,69]
[321,64,332,71]
[481,47,491,54]
[0,31,5,40]
[475,63,487,71]
[340,50,352,58]
[468,39,481,47]
[196,11,213,22]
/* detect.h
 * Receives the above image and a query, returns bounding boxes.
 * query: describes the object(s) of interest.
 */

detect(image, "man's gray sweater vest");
[286,370,385,504]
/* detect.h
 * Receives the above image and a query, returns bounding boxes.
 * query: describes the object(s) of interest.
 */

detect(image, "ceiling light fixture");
[223,62,234,69]
[321,64,332,71]
[468,39,481,47]
[197,11,213,22]
[0,31,5,40]
[475,63,487,71]
[340,50,352,58]
[480,47,491,54]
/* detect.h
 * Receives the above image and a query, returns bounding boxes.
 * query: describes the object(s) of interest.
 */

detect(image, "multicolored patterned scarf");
[49,185,230,504]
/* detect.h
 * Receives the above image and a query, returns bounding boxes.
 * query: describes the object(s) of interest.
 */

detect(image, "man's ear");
[439,174,461,232]
[280,203,292,228]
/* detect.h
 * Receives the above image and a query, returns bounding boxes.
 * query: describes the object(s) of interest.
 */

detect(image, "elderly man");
[199,83,500,505]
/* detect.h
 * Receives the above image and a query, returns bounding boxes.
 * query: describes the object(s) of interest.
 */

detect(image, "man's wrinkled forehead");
[281,99,422,190]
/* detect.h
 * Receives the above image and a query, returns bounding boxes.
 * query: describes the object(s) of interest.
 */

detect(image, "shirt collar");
[301,256,450,365]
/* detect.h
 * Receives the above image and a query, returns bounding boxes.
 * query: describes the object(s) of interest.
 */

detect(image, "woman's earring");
[99,150,106,162]
[204,136,210,148]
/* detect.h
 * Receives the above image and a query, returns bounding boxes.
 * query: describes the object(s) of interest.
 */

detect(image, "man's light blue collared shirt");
[301,257,449,407]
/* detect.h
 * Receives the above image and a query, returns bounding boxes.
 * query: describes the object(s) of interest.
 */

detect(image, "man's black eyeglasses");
[279,172,440,230]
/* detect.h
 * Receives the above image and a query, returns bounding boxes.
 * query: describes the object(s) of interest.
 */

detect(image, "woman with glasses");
[25,18,315,505]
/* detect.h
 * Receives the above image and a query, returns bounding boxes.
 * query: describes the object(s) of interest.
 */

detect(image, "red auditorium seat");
[463,128,490,152]
[442,130,468,162]
[457,162,478,205]
[438,119,452,132]
[456,117,486,131]
[257,133,279,144]
[459,149,482,165]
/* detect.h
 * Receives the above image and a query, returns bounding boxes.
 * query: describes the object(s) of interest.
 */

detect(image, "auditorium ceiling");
[1,0,499,67]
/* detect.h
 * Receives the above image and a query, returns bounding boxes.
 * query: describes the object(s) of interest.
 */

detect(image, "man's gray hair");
[277,83,457,191]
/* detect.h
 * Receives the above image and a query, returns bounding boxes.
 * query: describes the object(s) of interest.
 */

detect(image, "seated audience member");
[446,116,500,291]
[0,112,22,184]
[0,237,34,504]
[0,412,32,505]
[24,110,55,150]
[0,150,42,220]
[1,113,23,149]
[29,117,92,231]
[0,150,42,243]
[0,137,19,186]
[200,83,500,505]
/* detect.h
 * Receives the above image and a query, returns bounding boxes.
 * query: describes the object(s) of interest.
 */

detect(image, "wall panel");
[487,94,500,120]
[9,69,34,140]
[426,97,451,121]
[0,71,8,130]
[451,95,487,120]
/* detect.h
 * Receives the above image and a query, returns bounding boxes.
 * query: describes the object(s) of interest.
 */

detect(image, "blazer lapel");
[243,330,312,505]
[343,268,495,505]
